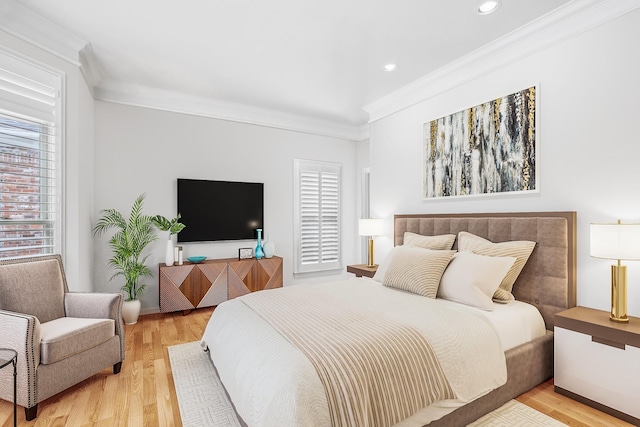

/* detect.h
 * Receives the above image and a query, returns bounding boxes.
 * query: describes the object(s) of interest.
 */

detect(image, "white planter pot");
[165,239,174,266]
[122,299,141,325]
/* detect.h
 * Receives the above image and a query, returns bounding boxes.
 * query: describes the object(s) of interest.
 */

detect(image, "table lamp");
[359,218,383,268]
[590,220,640,323]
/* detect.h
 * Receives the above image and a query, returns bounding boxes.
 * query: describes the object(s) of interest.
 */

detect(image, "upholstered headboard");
[394,212,577,330]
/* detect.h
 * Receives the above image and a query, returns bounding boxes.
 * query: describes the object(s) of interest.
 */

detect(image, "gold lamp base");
[610,264,629,323]
[366,238,376,268]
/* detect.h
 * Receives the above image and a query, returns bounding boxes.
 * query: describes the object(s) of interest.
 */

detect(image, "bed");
[201,211,576,426]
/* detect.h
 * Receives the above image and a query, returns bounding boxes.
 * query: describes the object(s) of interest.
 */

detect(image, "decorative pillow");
[381,246,455,298]
[457,231,536,301]
[403,232,456,250]
[437,251,516,310]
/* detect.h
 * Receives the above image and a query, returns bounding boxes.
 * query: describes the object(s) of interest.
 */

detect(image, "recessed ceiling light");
[477,0,501,15]
[384,63,397,72]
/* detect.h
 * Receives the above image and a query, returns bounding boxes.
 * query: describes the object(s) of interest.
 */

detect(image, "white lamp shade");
[359,218,383,237]
[590,223,640,260]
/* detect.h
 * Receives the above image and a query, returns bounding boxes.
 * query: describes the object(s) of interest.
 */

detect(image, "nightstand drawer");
[554,326,640,419]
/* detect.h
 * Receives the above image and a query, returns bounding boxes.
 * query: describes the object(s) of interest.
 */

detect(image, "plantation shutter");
[0,50,62,259]
[294,159,341,273]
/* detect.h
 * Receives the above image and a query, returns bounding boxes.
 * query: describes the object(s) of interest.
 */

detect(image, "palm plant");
[93,194,158,301]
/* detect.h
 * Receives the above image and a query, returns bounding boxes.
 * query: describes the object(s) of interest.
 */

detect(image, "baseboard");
[554,386,640,425]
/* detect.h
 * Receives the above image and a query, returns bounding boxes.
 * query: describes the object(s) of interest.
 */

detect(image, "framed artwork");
[423,86,538,199]
[239,248,253,259]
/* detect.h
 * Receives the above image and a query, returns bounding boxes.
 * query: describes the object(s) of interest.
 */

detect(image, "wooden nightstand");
[554,306,640,425]
[346,264,378,278]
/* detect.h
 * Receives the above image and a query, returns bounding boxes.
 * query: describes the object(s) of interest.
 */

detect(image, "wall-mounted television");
[177,178,264,242]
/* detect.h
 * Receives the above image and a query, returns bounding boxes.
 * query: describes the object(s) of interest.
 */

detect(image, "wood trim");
[555,306,640,349]
[346,264,377,278]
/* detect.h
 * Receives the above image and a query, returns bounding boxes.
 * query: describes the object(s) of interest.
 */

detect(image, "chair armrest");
[64,292,122,320]
[64,293,125,361]
[0,310,40,408]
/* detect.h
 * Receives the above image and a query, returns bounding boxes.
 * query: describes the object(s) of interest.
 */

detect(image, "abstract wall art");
[423,86,537,199]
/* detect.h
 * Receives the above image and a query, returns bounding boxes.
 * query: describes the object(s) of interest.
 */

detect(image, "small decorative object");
[178,246,184,265]
[255,228,265,259]
[187,256,207,264]
[165,240,174,267]
[152,214,186,267]
[263,233,275,258]
[239,248,253,259]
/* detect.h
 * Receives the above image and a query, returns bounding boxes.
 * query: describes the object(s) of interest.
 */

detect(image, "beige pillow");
[382,246,455,298]
[437,251,516,310]
[457,231,535,301]
[403,232,456,250]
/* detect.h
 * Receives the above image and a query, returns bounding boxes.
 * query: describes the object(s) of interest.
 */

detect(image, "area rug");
[168,341,565,427]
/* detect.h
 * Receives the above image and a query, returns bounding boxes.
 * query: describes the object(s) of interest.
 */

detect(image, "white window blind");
[293,159,341,273]
[0,50,62,259]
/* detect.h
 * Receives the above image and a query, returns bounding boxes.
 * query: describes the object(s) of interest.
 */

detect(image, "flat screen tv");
[177,178,264,242]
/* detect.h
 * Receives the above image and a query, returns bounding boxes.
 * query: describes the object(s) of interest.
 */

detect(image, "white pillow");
[403,232,456,250]
[457,231,535,301]
[372,247,397,283]
[381,246,455,298]
[438,251,516,310]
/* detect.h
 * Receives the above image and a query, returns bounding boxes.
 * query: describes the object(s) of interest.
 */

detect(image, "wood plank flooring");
[0,307,633,426]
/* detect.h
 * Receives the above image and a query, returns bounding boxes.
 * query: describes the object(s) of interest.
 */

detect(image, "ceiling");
[5,0,578,132]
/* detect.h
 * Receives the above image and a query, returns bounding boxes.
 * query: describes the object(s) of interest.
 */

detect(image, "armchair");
[0,255,125,421]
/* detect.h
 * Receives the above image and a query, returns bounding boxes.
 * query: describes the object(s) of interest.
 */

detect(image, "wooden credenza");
[159,256,283,313]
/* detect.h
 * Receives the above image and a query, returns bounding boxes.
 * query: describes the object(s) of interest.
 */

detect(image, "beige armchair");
[0,255,125,420]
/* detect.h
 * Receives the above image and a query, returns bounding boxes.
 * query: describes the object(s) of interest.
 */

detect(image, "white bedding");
[202,278,545,426]
[433,289,547,351]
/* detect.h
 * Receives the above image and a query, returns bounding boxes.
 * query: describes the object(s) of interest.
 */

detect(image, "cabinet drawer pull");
[592,336,625,349]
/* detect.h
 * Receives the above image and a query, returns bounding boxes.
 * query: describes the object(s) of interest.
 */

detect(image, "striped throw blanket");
[242,288,456,427]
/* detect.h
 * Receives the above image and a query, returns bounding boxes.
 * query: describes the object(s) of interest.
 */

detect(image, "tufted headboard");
[394,212,577,330]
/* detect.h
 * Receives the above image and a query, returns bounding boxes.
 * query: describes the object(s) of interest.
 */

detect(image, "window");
[293,159,341,273]
[0,50,63,259]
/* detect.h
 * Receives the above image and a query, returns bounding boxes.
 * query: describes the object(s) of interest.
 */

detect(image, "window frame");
[0,47,64,259]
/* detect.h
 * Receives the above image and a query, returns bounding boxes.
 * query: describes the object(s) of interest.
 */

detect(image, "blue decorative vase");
[255,228,264,259]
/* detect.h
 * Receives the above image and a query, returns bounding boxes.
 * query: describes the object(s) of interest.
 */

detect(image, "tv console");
[159,256,283,314]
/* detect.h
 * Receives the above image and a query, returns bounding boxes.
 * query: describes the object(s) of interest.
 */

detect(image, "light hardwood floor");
[0,307,633,426]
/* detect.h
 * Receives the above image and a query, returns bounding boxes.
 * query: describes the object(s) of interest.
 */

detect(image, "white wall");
[0,30,95,291]
[93,101,359,312]
[369,9,640,316]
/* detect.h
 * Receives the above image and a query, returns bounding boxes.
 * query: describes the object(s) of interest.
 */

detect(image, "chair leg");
[113,362,122,374]
[25,404,37,421]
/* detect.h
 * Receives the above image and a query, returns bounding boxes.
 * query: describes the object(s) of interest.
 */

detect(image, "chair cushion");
[39,317,115,365]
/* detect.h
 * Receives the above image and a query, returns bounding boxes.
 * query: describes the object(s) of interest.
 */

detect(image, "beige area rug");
[168,341,565,427]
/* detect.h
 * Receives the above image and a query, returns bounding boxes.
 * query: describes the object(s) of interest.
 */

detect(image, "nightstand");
[346,264,377,278]
[554,306,640,425]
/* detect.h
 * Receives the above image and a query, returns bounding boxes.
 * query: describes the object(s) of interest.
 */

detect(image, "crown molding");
[0,0,88,66]
[0,0,101,96]
[363,0,640,123]
[95,83,367,141]
[0,0,365,141]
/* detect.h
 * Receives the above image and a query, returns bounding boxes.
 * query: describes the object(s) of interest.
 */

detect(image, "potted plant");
[151,214,186,266]
[93,194,158,325]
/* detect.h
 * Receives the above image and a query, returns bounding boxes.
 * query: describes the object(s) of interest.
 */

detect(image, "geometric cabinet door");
[159,256,283,314]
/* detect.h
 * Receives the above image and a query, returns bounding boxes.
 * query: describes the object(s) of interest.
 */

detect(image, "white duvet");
[202,278,542,426]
